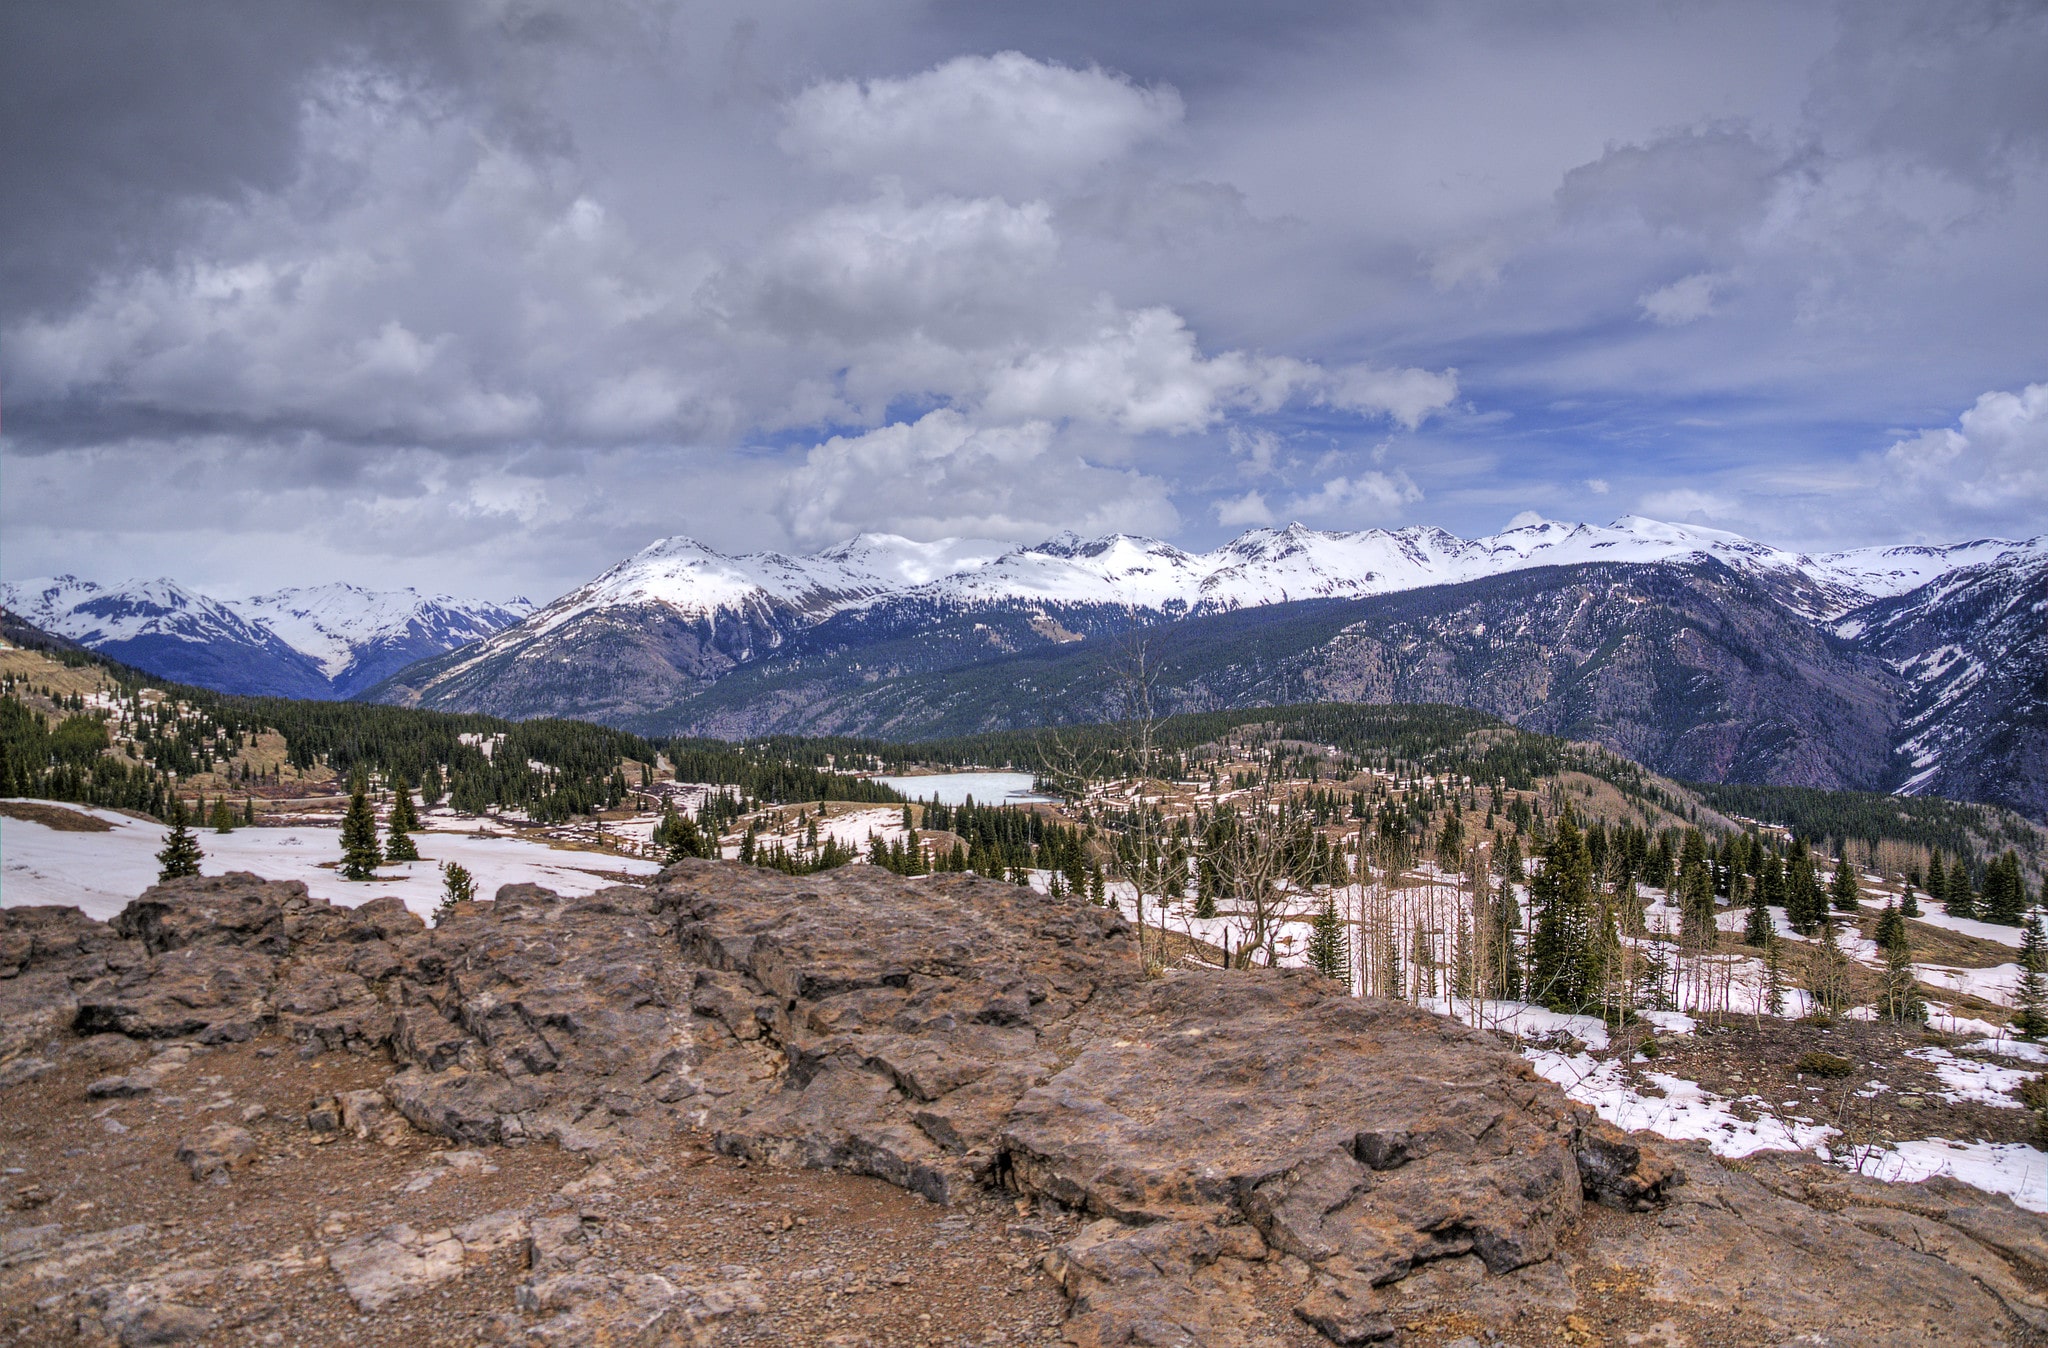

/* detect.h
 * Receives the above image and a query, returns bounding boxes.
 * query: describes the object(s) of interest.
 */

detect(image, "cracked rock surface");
[4,863,2048,1345]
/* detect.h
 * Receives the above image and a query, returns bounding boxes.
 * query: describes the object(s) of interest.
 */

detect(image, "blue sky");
[2,1,2044,601]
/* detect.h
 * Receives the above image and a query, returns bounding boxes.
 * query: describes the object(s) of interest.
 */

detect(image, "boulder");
[175,1124,257,1183]
[10,860,2048,1346]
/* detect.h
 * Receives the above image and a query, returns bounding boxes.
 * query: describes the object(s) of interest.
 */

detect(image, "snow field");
[1,801,659,923]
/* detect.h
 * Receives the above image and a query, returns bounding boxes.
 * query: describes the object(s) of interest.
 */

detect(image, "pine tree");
[436,860,476,921]
[1529,810,1594,1013]
[2015,911,2048,1041]
[1900,884,1921,919]
[242,796,256,827]
[1876,903,1925,1024]
[209,797,236,834]
[339,788,382,880]
[1925,853,1949,913]
[155,802,203,881]
[1803,917,1852,1019]
[1829,854,1862,915]
[384,774,421,861]
[1307,896,1350,984]
[1763,932,1786,1017]
[1758,853,1786,916]
[655,805,706,865]
[1743,869,1774,946]
[1678,831,1716,951]
[1982,852,2026,926]
[1784,841,1824,934]
[1945,862,1979,920]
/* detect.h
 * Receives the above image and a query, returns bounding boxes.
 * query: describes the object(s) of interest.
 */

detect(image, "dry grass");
[0,800,113,832]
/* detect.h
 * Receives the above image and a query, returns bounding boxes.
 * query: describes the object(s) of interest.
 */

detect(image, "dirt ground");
[6,1024,2042,1346]
[0,1036,1077,1347]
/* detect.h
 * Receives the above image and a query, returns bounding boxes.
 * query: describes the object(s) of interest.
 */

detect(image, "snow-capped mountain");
[405,515,2030,644]
[1849,538,2048,806]
[0,576,529,699]
[234,584,530,696]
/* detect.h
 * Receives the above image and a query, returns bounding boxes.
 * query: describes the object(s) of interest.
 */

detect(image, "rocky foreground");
[3,863,2047,1346]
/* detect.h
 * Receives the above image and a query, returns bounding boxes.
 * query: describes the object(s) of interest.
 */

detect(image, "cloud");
[735,189,1059,346]
[1877,381,2048,537]
[1226,426,1281,477]
[780,51,1183,194]
[1283,470,1422,522]
[1636,488,1738,523]
[1638,272,1725,326]
[1325,363,1460,429]
[6,5,2046,598]
[1557,127,1794,243]
[1585,477,1610,494]
[1213,490,1274,527]
[778,409,1177,548]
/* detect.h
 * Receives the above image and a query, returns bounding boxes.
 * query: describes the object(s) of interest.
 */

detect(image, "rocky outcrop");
[6,864,2048,1344]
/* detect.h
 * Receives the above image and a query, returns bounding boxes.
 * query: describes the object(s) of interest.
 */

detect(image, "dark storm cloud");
[0,1,473,318]
[2,0,2044,603]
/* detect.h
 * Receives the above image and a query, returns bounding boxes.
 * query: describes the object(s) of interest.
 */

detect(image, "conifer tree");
[1829,854,1862,915]
[1743,869,1774,946]
[1982,852,2027,926]
[155,802,203,881]
[242,796,256,826]
[656,805,705,865]
[339,788,382,880]
[1307,896,1350,983]
[384,774,421,861]
[1437,813,1464,866]
[1678,831,1716,950]
[1875,902,1925,1024]
[2015,911,2048,1041]
[1900,884,1921,919]
[209,797,236,834]
[1529,810,1594,1013]
[1803,916,1852,1019]
[1784,840,1824,934]
[1925,853,1949,913]
[436,860,476,921]
[1758,853,1786,916]
[1945,861,1978,920]
[1762,932,1786,1017]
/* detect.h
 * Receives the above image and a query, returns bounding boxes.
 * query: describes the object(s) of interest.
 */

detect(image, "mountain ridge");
[0,575,529,700]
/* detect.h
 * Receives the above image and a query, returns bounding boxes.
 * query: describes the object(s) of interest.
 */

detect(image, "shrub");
[1796,1049,1855,1078]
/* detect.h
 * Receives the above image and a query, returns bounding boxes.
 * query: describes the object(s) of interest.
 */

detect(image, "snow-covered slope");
[236,584,530,695]
[1,575,267,649]
[1848,538,2048,808]
[515,516,2007,627]
[0,575,529,699]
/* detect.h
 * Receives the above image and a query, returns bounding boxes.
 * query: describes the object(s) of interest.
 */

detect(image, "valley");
[8,605,2048,1342]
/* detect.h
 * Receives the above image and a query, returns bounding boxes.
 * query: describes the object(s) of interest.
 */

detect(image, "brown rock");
[12,860,2048,1347]
[175,1124,257,1182]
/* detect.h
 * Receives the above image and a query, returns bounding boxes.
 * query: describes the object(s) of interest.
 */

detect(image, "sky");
[2,0,2045,604]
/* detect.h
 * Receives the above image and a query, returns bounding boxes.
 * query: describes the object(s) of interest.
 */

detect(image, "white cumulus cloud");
[779,409,1176,548]
[1213,490,1275,527]
[781,52,1184,194]
[1878,381,2048,535]
[1283,470,1423,521]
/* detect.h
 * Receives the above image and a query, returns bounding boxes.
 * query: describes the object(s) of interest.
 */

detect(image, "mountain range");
[8,516,2043,817]
[0,576,530,700]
